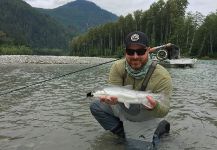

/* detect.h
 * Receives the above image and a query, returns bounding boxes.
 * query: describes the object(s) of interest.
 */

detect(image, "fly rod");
[149,43,171,52]
[0,44,168,96]
[0,58,119,96]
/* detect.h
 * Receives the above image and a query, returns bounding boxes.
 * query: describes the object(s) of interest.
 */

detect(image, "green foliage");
[69,0,217,59]
[33,48,68,56]
[192,12,217,57]
[0,45,32,55]
[0,0,118,55]
[1,0,216,58]
[0,0,70,49]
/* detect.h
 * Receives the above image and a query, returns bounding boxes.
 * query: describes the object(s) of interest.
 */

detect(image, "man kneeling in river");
[90,31,172,145]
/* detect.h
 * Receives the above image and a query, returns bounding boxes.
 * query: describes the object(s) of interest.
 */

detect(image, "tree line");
[70,0,217,59]
[0,30,67,55]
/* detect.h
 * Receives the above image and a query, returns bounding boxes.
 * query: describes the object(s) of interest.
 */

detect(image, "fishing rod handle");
[153,43,171,50]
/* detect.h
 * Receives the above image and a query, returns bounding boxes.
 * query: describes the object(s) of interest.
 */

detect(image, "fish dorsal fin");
[124,102,130,109]
[123,85,133,90]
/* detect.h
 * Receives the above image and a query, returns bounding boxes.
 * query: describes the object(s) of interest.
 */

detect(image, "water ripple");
[0,61,217,150]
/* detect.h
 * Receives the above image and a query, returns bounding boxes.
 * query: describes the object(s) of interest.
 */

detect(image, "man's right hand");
[99,96,118,105]
[165,43,172,47]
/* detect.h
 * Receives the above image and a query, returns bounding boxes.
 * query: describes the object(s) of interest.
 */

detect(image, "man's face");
[125,44,149,70]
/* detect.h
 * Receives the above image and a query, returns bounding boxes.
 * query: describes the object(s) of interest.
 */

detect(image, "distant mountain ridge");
[38,0,118,32]
[0,0,118,50]
[0,0,70,49]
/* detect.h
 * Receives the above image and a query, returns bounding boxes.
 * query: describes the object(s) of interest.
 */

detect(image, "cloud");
[23,0,217,16]
[187,0,217,16]
[24,0,72,8]
[91,0,155,16]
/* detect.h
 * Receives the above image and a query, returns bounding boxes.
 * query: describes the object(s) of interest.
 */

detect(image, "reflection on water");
[0,60,217,150]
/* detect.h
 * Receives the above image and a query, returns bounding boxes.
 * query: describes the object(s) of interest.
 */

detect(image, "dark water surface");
[0,60,217,150]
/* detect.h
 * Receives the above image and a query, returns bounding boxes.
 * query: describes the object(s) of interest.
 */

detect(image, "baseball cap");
[124,31,149,48]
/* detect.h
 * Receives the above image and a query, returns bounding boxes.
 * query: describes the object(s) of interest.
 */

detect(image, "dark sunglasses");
[126,48,147,56]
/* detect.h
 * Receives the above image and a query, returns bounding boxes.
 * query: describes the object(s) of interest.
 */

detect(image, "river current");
[0,60,217,150]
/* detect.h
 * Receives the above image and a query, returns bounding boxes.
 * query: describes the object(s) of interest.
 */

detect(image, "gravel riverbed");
[0,55,116,64]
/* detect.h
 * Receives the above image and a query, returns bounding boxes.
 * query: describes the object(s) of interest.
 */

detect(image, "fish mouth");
[86,92,93,97]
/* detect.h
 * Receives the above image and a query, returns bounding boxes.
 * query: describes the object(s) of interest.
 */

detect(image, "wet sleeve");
[150,73,172,118]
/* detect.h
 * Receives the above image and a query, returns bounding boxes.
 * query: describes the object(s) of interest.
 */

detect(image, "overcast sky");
[24,0,217,16]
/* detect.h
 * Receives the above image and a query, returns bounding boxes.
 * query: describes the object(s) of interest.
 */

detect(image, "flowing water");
[0,60,217,150]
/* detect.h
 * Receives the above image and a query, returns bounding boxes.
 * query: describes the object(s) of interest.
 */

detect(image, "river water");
[0,60,217,150]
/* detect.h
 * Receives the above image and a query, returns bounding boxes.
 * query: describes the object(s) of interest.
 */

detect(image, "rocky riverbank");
[0,55,116,64]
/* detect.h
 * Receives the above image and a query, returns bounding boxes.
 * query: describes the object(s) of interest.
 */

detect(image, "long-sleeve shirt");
[108,58,172,122]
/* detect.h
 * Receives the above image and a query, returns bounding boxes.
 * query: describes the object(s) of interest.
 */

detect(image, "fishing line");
[0,58,120,96]
[0,44,168,96]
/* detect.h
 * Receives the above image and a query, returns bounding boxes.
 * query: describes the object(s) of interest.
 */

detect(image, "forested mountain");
[70,0,217,58]
[0,0,71,49]
[1,0,216,58]
[38,0,118,33]
[0,0,118,55]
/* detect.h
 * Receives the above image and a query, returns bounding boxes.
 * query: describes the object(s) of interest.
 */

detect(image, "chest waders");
[119,61,170,146]
[119,60,158,115]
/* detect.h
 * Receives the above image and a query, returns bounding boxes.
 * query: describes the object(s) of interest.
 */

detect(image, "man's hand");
[144,95,158,110]
[99,96,118,105]
[165,43,172,48]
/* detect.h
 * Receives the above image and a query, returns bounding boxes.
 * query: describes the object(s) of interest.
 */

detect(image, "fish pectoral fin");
[142,101,152,109]
[124,102,130,109]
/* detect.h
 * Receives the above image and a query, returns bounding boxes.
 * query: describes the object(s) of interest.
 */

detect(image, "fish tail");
[87,92,93,97]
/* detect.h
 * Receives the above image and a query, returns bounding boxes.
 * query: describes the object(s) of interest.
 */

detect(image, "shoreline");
[0,55,116,64]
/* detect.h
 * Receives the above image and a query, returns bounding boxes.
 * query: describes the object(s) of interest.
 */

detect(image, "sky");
[24,0,217,16]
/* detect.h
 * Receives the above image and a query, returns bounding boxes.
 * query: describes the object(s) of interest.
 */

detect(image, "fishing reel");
[156,49,168,61]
